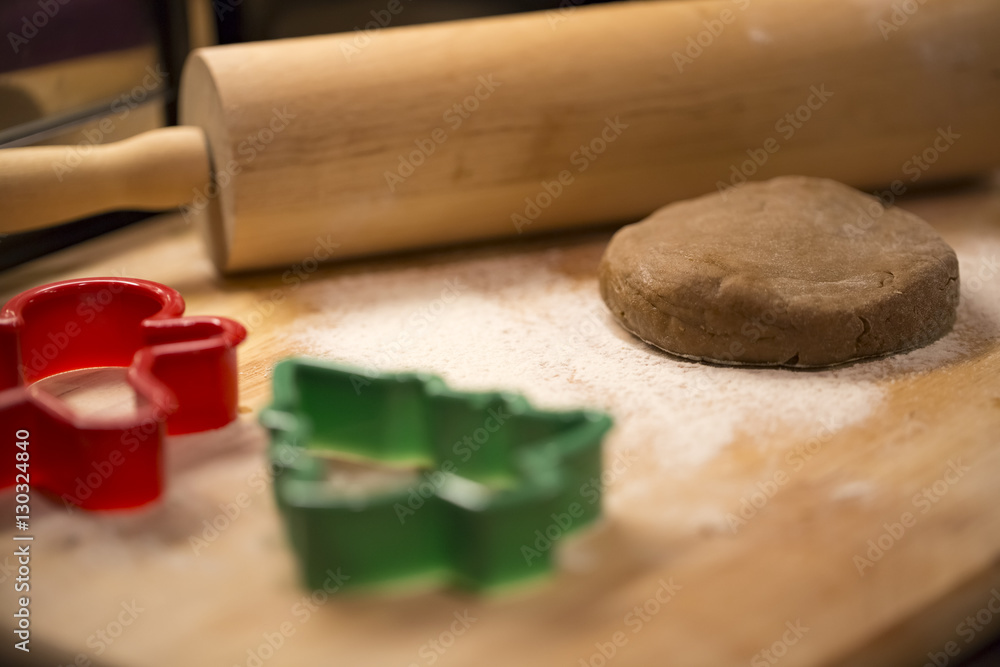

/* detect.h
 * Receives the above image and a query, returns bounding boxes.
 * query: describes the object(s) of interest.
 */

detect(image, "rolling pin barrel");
[2,0,1000,272]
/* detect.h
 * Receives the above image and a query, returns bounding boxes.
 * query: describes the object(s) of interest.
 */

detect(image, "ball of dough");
[598,176,959,367]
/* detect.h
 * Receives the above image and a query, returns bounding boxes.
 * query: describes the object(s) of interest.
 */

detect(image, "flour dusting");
[284,231,1000,484]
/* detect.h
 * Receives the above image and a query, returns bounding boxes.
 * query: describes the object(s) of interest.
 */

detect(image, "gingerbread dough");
[598,176,960,367]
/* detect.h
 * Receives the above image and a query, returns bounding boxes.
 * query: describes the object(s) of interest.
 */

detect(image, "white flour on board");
[289,235,1000,480]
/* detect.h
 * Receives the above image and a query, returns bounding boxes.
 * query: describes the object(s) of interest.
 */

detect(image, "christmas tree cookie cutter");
[0,278,246,510]
[260,357,613,593]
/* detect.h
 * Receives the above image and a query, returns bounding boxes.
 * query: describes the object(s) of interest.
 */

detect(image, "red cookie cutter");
[0,278,246,510]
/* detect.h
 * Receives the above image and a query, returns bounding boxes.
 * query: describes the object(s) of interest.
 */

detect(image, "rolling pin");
[2,0,999,272]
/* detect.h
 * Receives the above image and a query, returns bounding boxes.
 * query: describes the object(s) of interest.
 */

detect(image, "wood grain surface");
[1,180,1000,666]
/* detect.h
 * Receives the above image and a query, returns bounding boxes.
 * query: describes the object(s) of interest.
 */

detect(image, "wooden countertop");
[2,181,1000,666]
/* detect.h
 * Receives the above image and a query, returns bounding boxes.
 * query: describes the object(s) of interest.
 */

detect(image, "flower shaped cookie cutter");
[0,278,246,510]
[261,357,613,593]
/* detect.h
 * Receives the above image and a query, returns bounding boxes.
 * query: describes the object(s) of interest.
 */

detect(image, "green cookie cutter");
[260,357,613,593]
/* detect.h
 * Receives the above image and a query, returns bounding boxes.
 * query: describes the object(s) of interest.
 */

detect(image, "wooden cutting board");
[1,181,1000,666]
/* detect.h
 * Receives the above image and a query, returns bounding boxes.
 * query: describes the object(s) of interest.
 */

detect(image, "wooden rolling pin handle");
[0,126,210,234]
